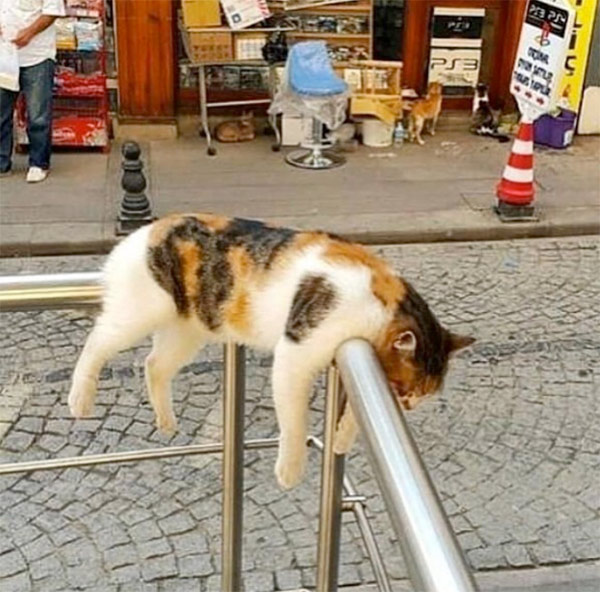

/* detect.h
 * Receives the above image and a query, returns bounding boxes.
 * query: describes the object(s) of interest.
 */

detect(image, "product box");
[189,31,233,63]
[182,0,221,28]
[282,115,313,146]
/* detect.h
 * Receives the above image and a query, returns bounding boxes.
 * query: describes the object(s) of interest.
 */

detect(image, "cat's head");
[475,83,489,98]
[375,281,474,411]
[427,82,443,96]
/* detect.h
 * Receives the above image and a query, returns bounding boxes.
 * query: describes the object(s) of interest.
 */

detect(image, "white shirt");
[0,0,65,68]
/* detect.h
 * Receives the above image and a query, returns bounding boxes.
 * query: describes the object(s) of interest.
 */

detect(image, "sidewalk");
[0,129,598,256]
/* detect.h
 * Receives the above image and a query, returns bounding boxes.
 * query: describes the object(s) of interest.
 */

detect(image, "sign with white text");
[511,0,575,118]
[428,8,485,92]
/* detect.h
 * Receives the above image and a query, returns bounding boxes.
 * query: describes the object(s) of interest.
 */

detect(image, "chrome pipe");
[316,366,345,592]
[310,435,392,592]
[221,343,246,592]
[342,473,392,592]
[335,339,478,592]
[0,272,102,311]
[0,438,279,475]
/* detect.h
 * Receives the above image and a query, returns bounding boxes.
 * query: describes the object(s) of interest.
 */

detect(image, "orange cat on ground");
[69,214,474,489]
[408,82,443,145]
[215,112,255,143]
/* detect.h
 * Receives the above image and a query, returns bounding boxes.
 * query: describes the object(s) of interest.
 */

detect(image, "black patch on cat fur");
[148,216,299,330]
[286,275,338,342]
[222,218,298,268]
[397,281,447,377]
[148,232,189,316]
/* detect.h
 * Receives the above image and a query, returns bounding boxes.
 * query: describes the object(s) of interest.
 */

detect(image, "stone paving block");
[0,549,27,578]
[140,554,178,581]
[0,572,32,592]
[178,553,214,578]
[137,537,172,560]
[171,532,209,556]
[129,519,163,543]
[104,544,138,569]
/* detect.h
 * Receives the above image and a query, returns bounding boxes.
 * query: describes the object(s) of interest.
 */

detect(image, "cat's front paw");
[68,376,97,418]
[156,413,178,436]
[275,449,307,490]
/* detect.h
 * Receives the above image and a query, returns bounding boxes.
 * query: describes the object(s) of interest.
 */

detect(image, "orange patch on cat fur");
[323,242,405,309]
[192,213,230,231]
[148,214,185,247]
[175,239,201,312]
[224,246,254,333]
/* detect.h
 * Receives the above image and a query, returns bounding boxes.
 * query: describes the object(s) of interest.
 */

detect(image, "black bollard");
[116,141,154,235]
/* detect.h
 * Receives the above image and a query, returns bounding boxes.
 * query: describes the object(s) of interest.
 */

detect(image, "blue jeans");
[0,59,55,173]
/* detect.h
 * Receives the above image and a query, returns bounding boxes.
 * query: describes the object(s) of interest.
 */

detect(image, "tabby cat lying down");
[69,214,474,489]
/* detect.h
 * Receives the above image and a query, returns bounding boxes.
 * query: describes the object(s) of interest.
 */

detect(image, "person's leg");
[21,59,54,170]
[0,86,19,173]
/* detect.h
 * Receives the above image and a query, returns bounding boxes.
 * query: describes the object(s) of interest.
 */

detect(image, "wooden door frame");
[403,0,527,109]
[115,0,177,121]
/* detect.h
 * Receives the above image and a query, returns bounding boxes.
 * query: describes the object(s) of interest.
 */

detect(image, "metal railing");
[0,272,478,592]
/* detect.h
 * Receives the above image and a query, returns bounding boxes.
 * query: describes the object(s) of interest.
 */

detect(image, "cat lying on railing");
[68,214,474,489]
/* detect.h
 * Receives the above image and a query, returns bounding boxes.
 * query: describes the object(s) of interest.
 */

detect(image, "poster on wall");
[220,0,270,30]
[557,0,599,114]
[428,8,485,93]
[511,0,575,118]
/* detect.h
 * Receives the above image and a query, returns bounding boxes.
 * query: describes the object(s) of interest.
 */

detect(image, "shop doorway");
[403,0,522,110]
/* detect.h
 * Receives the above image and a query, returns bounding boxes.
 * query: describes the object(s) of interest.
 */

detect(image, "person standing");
[0,0,65,183]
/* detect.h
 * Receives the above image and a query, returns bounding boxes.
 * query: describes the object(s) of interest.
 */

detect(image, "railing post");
[316,365,345,592]
[336,339,478,592]
[222,342,245,592]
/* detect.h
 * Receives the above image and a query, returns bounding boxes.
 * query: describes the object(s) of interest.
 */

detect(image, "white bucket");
[362,119,394,147]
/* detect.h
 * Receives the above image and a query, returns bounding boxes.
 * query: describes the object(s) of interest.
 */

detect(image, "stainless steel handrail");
[0,272,103,311]
[0,272,478,592]
[336,339,478,592]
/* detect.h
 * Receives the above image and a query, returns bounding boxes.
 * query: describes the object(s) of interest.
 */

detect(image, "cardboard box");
[182,0,221,28]
[189,31,233,63]
[282,115,313,146]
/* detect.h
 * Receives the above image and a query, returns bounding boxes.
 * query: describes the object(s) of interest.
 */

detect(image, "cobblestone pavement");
[0,236,599,592]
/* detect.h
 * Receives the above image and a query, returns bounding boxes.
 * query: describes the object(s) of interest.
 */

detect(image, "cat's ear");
[393,331,417,354]
[448,333,475,353]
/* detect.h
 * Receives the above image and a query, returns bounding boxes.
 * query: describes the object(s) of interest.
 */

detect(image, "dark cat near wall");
[471,83,510,143]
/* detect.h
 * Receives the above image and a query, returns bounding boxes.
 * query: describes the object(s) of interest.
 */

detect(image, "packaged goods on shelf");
[75,20,103,51]
[56,18,77,50]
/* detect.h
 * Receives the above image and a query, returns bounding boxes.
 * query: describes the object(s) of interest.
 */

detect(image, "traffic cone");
[496,116,535,208]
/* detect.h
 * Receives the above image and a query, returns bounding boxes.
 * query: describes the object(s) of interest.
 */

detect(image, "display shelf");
[289,32,370,39]
[17,0,109,150]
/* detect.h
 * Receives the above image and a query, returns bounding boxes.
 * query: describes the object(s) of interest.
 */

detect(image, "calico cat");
[408,82,443,145]
[215,112,255,143]
[68,214,474,489]
[471,83,510,143]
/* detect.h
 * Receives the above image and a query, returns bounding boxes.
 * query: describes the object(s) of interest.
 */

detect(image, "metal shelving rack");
[16,0,109,151]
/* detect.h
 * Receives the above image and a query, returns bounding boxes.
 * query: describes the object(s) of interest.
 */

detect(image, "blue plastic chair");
[288,42,348,97]
[284,42,348,169]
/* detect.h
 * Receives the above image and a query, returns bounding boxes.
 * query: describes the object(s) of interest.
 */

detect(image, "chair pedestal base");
[285,148,345,170]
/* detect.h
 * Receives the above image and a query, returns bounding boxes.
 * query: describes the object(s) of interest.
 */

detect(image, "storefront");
[108,0,597,125]
[107,0,528,122]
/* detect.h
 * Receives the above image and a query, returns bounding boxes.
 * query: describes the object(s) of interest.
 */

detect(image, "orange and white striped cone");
[496,115,535,208]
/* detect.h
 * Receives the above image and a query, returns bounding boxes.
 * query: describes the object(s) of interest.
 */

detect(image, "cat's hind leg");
[145,322,204,435]
[69,228,178,418]
[69,308,166,418]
